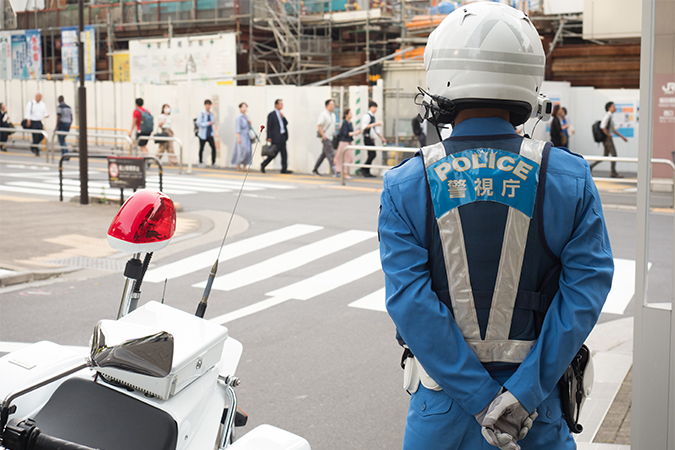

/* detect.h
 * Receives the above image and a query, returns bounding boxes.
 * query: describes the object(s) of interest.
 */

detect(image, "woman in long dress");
[232,102,252,171]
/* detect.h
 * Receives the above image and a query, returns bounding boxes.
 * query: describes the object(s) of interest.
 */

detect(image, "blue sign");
[427,148,540,219]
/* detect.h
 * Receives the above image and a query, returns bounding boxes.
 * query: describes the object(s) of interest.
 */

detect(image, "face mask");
[164,108,170,114]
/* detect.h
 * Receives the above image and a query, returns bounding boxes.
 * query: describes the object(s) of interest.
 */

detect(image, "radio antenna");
[196,124,266,318]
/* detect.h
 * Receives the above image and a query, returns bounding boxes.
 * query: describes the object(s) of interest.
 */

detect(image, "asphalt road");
[0,155,671,449]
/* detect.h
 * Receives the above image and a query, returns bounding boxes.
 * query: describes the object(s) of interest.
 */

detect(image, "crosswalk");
[145,224,385,324]
[142,224,641,326]
[0,166,296,199]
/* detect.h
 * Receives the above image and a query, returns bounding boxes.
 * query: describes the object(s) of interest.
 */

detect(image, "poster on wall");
[61,25,96,80]
[25,29,42,80]
[613,101,637,138]
[129,33,236,84]
[11,34,27,79]
[0,33,12,80]
[112,51,130,82]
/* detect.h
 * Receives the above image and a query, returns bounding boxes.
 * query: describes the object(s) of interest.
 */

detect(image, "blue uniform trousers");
[403,373,575,450]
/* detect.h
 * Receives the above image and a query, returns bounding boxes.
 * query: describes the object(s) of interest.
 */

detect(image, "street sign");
[108,156,146,189]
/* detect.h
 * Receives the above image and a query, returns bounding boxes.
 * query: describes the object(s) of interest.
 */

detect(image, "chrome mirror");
[90,320,174,378]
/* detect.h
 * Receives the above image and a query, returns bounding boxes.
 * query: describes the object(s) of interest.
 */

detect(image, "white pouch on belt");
[403,352,442,393]
[403,352,420,393]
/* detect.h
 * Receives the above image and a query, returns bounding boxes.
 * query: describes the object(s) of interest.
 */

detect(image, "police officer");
[378,3,614,450]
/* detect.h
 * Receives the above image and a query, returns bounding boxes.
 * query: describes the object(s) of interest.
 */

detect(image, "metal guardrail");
[341,145,418,185]
[135,135,185,174]
[58,154,163,206]
[0,126,49,159]
[582,155,675,207]
[50,131,134,163]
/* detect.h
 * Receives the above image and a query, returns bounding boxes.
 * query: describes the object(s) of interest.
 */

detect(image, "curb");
[0,267,80,288]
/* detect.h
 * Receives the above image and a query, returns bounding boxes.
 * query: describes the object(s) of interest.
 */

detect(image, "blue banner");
[427,148,540,219]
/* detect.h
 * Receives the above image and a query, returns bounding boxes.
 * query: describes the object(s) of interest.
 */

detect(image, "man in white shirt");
[360,101,386,177]
[590,101,628,178]
[312,99,337,176]
[24,92,49,156]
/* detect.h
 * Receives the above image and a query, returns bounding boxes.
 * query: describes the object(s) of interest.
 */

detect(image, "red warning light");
[107,190,176,253]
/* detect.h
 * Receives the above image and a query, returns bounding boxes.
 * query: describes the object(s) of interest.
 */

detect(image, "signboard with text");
[108,157,146,189]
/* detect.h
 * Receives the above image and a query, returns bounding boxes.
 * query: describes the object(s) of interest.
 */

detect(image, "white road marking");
[602,258,651,315]
[267,250,382,300]
[194,230,376,291]
[209,296,291,325]
[348,288,386,312]
[144,224,324,283]
[209,250,382,325]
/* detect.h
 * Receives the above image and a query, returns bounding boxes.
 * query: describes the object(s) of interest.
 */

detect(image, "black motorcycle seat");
[34,377,177,450]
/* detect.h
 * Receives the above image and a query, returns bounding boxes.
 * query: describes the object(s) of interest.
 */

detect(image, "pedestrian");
[334,108,362,179]
[24,92,49,156]
[412,117,427,147]
[196,99,218,168]
[312,99,337,176]
[56,95,73,155]
[549,104,566,148]
[129,98,153,155]
[232,102,252,171]
[261,99,292,174]
[378,4,614,450]
[360,101,386,177]
[590,101,628,178]
[0,103,11,152]
[156,104,178,166]
[561,107,574,143]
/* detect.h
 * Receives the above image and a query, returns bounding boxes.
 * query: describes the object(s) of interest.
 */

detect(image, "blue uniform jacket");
[379,117,614,416]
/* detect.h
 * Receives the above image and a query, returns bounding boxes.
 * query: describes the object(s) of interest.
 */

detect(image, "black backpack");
[591,121,605,143]
[193,118,199,137]
[412,117,422,136]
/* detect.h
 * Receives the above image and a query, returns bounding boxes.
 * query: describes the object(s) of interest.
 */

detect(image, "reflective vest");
[422,136,561,365]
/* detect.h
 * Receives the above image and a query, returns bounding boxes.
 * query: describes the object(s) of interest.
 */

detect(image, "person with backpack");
[129,98,153,155]
[360,101,386,177]
[590,101,627,178]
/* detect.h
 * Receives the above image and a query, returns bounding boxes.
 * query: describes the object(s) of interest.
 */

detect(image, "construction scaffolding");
[7,0,438,85]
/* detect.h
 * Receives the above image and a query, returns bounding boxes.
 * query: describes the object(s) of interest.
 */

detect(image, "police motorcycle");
[0,190,311,450]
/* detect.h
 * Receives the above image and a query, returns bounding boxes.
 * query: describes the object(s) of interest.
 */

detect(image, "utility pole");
[78,0,89,204]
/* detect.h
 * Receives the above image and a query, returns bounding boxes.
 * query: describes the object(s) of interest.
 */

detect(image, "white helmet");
[422,2,546,126]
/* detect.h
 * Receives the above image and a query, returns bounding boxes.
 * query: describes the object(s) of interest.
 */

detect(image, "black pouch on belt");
[558,344,593,433]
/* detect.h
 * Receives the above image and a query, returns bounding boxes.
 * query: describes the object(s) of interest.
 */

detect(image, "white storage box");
[97,301,228,400]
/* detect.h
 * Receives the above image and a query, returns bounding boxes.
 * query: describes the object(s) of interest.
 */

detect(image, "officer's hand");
[481,391,538,447]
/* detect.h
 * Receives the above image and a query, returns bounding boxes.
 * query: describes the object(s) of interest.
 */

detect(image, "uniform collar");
[451,117,517,137]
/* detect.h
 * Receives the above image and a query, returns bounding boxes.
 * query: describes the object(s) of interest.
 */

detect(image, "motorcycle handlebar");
[34,434,100,450]
[3,418,100,450]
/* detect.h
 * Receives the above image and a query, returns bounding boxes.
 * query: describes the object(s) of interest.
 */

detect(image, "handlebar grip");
[34,434,100,450]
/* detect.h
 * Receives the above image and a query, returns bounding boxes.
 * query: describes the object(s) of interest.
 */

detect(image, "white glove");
[481,391,538,450]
